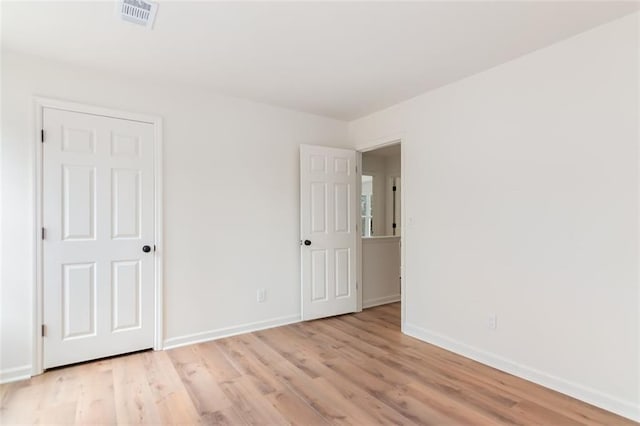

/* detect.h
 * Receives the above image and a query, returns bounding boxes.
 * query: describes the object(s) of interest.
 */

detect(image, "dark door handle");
[142,245,151,253]
[304,240,312,246]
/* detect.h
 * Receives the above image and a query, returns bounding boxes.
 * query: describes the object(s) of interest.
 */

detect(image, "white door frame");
[33,97,163,375]
[355,136,405,331]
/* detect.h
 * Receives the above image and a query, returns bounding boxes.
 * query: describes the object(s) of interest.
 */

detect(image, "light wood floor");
[1,303,635,425]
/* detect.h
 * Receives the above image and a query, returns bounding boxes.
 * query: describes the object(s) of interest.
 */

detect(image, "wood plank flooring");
[1,303,635,425]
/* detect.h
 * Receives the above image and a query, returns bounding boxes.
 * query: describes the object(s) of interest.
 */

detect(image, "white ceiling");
[2,1,638,120]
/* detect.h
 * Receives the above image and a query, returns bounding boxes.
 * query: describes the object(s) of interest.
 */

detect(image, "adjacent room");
[361,143,402,309]
[1,1,638,424]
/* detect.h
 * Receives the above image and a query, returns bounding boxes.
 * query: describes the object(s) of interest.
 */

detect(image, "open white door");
[42,107,156,369]
[300,144,357,321]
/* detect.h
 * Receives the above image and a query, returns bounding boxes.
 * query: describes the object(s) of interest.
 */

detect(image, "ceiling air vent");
[118,0,158,29]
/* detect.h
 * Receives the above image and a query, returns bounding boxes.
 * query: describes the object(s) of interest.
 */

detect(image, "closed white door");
[43,107,155,369]
[300,145,357,321]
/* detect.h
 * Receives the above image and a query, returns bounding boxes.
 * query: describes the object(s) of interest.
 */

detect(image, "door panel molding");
[33,97,163,376]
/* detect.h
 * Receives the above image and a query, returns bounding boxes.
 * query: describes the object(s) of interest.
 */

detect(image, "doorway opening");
[359,142,401,319]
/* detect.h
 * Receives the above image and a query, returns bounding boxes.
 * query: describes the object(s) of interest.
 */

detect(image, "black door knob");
[304,240,312,246]
[142,245,151,253]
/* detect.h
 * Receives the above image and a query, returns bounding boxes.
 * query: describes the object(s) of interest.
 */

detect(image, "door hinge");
[392,185,397,192]
[41,227,45,240]
[41,129,45,143]
[41,324,46,337]
[392,223,397,229]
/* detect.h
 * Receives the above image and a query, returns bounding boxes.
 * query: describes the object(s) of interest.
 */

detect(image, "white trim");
[355,151,363,313]
[33,98,44,376]
[0,365,32,384]
[36,98,161,125]
[363,294,401,309]
[355,133,405,153]
[33,97,164,374]
[399,137,405,333]
[152,112,164,351]
[637,14,640,420]
[163,315,301,350]
[404,322,640,422]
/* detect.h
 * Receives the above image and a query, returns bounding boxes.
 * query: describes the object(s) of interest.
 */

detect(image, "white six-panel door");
[42,107,155,369]
[300,145,357,321]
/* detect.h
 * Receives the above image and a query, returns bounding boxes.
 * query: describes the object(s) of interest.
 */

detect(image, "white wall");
[0,50,349,380]
[362,237,401,308]
[350,13,639,421]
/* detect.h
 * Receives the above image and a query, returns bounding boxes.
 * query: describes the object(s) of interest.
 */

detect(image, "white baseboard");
[0,365,32,384]
[363,294,401,309]
[163,314,301,350]
[404,323,640,422]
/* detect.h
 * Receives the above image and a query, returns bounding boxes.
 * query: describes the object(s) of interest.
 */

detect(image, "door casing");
[33,97,163,376]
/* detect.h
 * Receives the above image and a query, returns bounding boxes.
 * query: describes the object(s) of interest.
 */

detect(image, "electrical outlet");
[257,288,266,303]
[487,313,497,330]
